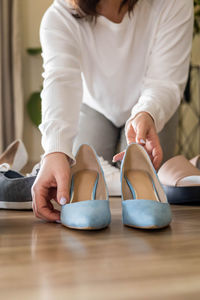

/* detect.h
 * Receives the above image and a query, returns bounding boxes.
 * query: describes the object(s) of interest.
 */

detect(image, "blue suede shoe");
[121,143,172,229]
[61,144,111,230]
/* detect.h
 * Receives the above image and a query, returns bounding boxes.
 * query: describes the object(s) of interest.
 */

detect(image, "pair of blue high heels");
[61,143,172,230]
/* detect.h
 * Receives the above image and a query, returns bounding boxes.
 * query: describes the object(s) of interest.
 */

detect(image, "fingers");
[56,173,70,205]
[126,122,136,145]
[147,128,163,170]
[126,116,148,146]
[31,153,71,223]
[134,120,148,145]
[153,155,162,171]
[32,182,60,222]
[126,113,163,170]
[112,151,125,163]
[152,146,163,170]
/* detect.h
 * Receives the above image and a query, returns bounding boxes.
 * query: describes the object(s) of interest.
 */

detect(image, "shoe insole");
[70,170,99,203]
[178,176,200,187]
[0,142,18,165]
[0,154,13,166]
[125,170,159,201]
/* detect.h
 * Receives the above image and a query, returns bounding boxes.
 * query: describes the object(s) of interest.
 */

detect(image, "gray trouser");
[73,104,178,165]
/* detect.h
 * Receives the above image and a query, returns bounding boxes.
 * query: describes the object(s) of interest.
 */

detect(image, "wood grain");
[1,198,200,300]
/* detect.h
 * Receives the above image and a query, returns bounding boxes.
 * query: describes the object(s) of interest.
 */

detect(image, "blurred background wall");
[19,0,52,163]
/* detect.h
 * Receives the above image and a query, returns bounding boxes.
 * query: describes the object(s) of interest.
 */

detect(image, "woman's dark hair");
[70,0,139,20]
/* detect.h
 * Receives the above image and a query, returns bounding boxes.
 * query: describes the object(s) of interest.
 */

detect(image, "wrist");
[134,111,154,123]
[42,152,70,163]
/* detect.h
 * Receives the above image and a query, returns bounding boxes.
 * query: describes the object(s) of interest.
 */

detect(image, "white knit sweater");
[39,0,193,162]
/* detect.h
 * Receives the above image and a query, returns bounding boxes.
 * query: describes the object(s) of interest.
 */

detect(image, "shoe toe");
[122,200,172,229]
[61,200,111,230]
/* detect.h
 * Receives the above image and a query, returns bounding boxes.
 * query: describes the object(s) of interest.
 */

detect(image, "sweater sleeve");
[126,0,194,133]
[39,4,82,164]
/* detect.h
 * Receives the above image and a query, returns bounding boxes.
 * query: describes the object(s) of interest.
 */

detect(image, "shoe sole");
[124,224,170,230]
[62,224,109,231]
[0,201,32,210]
[163,185,200,204]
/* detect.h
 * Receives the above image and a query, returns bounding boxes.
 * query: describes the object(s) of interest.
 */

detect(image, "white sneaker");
[26,157,42,177]
[98,157,121,196]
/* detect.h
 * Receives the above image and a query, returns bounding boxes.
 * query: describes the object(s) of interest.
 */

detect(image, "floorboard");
[1,198,200,300]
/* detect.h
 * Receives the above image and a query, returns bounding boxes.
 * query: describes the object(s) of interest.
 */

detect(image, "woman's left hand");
[113,112,163,170]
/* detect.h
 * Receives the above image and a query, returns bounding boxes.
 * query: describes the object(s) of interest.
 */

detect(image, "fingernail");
[140,139,146,144]
[60,197,67,205]
[56,220,61,224]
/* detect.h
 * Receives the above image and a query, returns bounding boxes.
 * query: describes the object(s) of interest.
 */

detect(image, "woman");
[32,0,193,222]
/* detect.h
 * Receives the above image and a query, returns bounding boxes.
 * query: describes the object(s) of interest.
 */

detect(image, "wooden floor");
[1,198,200,300]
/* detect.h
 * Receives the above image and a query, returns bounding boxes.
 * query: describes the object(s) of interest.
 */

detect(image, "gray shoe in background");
[0,170,36,210]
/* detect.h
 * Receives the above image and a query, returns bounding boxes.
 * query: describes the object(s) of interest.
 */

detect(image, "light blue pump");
[61,200,111,230]
[121,143,172,229]
[122,199,172,229]
[61,144,111,230]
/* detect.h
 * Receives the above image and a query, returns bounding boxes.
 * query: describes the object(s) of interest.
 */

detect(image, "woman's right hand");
[31,152,71,222]
[113,112,163,170]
